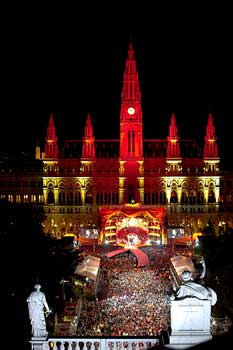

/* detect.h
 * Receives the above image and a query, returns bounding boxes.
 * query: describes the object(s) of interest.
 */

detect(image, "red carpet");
[106,248,150,267]
[130,248,150,267]
[106,248,128,258]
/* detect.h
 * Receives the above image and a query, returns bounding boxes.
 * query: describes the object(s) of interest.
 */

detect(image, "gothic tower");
[44,113,58,159]
[119,41,144,204]
[204,113,219,173]
[82,113,95,161]
[203,113,220,204]
[166,112,182,173]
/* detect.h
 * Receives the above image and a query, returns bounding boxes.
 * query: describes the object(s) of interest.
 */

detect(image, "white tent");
[74,255,100,282]
[170,255,196,285]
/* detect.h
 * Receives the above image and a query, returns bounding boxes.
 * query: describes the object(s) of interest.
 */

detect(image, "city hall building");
[1,42,232,242]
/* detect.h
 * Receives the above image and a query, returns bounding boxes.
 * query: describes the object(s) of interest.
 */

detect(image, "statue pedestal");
[166,299,212,349]
[30,337,48,350]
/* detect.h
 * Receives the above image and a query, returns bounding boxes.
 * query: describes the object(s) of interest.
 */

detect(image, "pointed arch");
[59,191,65,205]
[85,190,93,204]
[208,190,216,203]
[189,190,196,205]
[47,190,54,204]
[160,191,167,204]
[74,191,81,205]
[208,182,216,203]
[58,182,65,190]
[197,191,204,205]
[170,190,178,203]
[67,191,73,205]
[181,191,188,205]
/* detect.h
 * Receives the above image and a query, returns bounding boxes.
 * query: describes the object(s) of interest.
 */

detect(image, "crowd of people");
[75,245,186,337]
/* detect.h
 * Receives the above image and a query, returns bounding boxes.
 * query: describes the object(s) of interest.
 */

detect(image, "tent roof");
[170,255,195,279]
[74,255,100,282]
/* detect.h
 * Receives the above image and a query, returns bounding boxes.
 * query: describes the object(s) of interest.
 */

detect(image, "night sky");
[1,7,233,169]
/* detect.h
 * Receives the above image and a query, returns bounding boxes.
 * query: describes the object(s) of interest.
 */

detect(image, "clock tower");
[119,41,144,204]
[120,41,143,158]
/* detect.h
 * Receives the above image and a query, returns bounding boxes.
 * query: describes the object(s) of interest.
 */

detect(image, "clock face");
[127,107,135,115]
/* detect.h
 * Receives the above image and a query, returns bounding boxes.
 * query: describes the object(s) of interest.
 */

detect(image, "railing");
[30,337,160,350]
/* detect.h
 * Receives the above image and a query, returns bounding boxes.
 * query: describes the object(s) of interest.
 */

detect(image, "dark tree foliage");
[198,229,233,322]
[0,201,58,349]
[202,219,215,236]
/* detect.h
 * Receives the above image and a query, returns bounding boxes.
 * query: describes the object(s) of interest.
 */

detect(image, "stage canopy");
[98,206,166,245]
[98,207,166,224]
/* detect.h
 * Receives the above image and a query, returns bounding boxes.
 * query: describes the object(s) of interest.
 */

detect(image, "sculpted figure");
[174,270,217,306]
[27,284,51,337]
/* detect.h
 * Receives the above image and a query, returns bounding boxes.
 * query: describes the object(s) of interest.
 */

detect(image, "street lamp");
[60,278,69,301]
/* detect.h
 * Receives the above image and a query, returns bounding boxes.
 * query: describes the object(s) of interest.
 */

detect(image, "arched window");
[144,192,150,204]
[189,191,196,205]
[181,192,188,205]
[128,184,136,203]
[160,191,166,204]
[59,191,65,205]
[74,191,81,205]
[96,192,103,205]
[112,192,119,205]
[67,191,73,205]
[197,191,204,204]
[47,191,54,204]
[104,192,111,204]
[85,191,93,204]
[152,192,158,204]
[170,190,178,203]
[208,190,216,203]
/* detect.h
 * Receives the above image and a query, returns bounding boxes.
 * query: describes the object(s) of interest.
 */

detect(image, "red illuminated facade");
[2,41,232,239]
[37,41,223,238]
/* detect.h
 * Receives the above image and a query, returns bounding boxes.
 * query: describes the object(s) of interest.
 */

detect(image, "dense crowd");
[75,246,184,336]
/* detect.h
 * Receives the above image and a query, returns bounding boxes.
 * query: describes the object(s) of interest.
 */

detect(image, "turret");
[204,113,219,173]
[204,113,218,158]
[82,113,95,159]
[44,113,58,159]
[166,112,182,172]
[81,113,95,174]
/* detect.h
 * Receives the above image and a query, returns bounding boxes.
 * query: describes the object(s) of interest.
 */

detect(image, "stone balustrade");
[30,337,160,350]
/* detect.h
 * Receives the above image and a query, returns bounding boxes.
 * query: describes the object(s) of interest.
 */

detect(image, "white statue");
[199,257,206,280]
[27,284,51,338]
[173,270,217,306]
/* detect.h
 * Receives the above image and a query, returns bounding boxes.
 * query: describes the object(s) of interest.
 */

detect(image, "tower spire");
[167,112,181,158]
[120,41,143,158]
[120,41,142,111]
[203,113,219,174]
[204,113,219,158]
[82,113,95,159]
[44,113,58,158]
[166,112,182,174]
[119,41,144,205]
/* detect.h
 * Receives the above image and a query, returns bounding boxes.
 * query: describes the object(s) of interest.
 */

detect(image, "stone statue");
[199,257,206,280]
[27,284,51,338]
[172,269,217,306]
